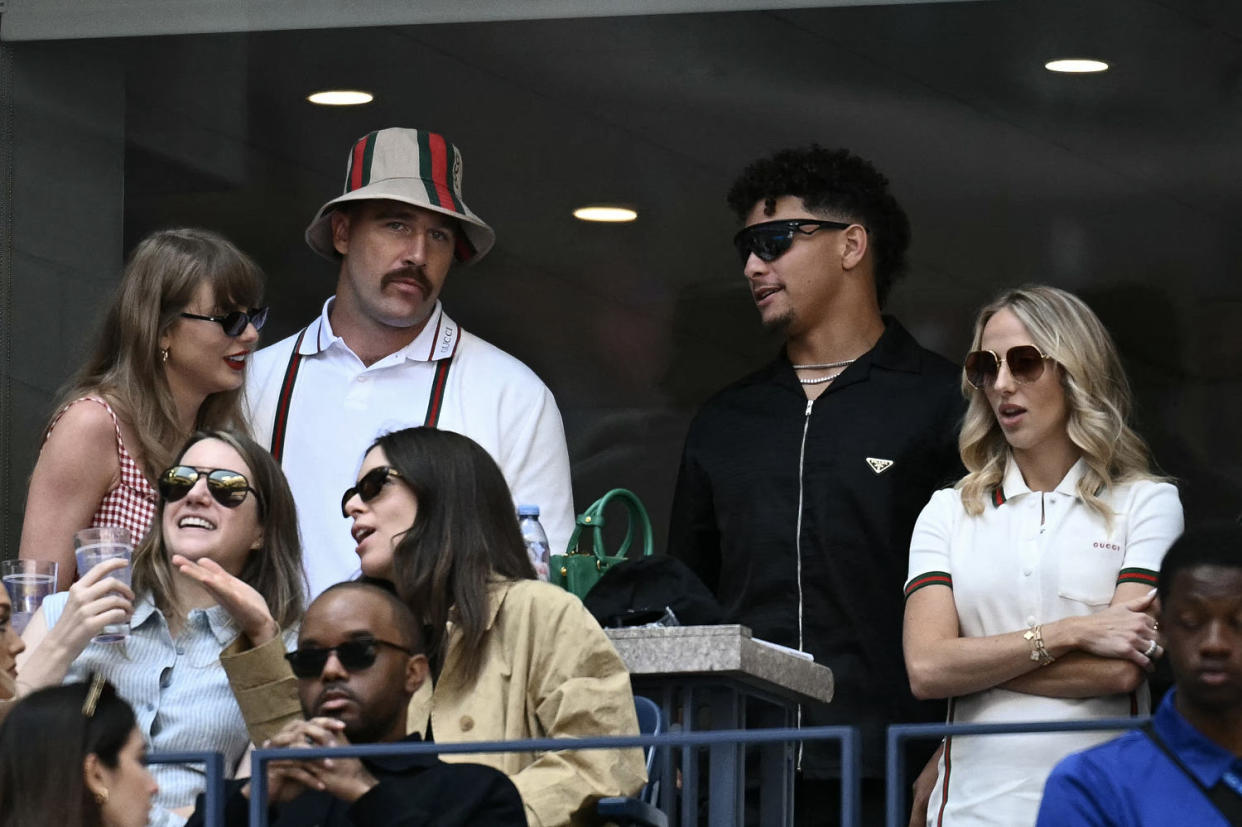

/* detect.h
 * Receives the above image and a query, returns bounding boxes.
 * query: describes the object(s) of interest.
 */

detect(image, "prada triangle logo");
[866,457,894,475]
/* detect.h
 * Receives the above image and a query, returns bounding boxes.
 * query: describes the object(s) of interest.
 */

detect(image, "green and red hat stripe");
[340,129,479,262]
[1116,567,1158,587]
[417,131,461,213]
[415,131,478,261]
[905,571,952,598]
[347,131,380,192]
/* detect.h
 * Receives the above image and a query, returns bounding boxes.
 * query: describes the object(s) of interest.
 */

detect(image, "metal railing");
[146,750,226,827]
[149,716,1151,826]
[247,727,859,827]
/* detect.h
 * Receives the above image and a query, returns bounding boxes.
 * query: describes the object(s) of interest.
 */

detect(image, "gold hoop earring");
[95,788,109,805]
[161,348,170,363]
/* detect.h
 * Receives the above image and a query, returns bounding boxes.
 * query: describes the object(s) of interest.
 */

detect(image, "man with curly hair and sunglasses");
[668,145,963,824]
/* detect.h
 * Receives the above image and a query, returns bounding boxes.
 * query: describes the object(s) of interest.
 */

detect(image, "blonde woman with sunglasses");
[16,429,304,827]
[19,229,268,592]
[902,285,1183,826]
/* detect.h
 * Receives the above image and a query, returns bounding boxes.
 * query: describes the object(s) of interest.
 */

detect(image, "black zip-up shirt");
[669,317,964,777]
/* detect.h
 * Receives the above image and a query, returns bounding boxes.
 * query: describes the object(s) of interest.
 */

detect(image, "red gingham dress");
[45,396,159,545]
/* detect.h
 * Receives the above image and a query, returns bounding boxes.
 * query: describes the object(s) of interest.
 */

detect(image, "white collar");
[300,298,460,363]
[996,455,1087,505]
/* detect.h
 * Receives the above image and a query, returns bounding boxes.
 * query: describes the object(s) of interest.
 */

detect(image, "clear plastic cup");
[1,560,59,635]
[73,527,133,643]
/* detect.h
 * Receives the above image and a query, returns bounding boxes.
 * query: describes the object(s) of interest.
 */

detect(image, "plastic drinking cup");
[1,559,59,635]
[73,527,133,643]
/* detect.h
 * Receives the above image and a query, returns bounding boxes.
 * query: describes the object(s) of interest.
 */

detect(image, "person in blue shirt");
[1037,521,1242,827]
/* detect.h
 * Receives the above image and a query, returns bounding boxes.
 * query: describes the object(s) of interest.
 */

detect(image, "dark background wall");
[3,1,1240,558]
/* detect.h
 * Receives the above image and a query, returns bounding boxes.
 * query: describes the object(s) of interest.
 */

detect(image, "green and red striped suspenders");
[269,327,453,463]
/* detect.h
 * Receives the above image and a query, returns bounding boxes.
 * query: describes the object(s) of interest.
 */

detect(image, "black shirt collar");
[772,315,924,392]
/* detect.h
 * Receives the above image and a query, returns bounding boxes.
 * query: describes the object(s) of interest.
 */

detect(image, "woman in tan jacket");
[185,427,645,827]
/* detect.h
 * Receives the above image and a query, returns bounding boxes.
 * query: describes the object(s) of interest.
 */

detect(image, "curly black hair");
[726,145,911,307]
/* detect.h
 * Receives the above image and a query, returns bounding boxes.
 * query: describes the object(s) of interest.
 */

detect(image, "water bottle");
[518,504,550,581]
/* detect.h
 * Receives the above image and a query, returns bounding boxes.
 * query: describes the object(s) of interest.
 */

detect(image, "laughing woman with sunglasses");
[19,229,269,592]
[17,429,304,827]
[902,285,1183,826]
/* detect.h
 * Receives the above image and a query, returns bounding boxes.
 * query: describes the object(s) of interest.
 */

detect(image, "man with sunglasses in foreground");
[188,579,525,826]
[245,127,574,598]
[668,145,964,824]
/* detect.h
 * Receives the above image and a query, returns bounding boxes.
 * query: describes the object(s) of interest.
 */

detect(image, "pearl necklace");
[791,358,856,370]
[793,357,856,385]
[799,370,844,385]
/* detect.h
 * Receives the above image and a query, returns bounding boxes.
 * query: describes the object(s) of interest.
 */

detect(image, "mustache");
[381,266,432,295]
[311,681,359,713]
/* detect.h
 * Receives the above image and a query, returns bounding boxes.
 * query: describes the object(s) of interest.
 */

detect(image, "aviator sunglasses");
[179,306,269,337]
[964,345,1054,389]
[732,219,856,265]
[285,638,413,678]
[158,465,257,509]
[340,466,404,518]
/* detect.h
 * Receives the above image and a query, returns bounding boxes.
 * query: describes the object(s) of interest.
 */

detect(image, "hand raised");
[171,555,279,645]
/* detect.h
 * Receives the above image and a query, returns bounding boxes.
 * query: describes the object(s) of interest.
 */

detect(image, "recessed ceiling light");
[573,206,638,223]
[307,90,374,106]
[1044,59,1109,74]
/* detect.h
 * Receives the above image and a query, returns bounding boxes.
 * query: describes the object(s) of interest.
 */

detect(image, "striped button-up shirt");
[43,592,253,826]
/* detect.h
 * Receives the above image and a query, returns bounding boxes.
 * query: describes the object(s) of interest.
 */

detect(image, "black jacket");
[186,734,527,827]
[669,317,964,776]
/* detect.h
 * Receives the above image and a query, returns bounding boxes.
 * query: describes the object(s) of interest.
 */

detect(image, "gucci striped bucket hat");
[305,127,495,264]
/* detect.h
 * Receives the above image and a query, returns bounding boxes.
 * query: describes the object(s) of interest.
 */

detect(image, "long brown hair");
[53,228,263,480]
[372,428,533,685]
[132,429,305,630]
[957,285,1166,524]
[0,679,134,827]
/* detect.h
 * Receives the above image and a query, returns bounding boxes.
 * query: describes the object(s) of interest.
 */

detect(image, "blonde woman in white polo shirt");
[903,285,1183,826]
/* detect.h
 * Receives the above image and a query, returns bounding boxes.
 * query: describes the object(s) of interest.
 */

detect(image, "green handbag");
[549,488,654,601]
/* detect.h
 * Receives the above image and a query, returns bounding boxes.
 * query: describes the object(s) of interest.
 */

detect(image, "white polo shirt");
[905,457,1183,826]
[246,299,575,598]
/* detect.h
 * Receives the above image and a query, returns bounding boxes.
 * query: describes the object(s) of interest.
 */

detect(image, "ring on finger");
[1143,639,1158,658]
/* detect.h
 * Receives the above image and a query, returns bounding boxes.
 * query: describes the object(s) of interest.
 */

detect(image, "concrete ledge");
[606,624,833,705]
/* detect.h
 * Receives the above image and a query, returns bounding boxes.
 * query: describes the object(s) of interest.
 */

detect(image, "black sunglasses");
[964,345,1054,389]
[285,638,413,678]
[158,465,257,509]
[732,219,856,265]
[340,466,404,518]
[179,306,269,337]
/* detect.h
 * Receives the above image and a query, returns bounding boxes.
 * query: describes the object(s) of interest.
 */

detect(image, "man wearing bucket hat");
[245,128,574,598]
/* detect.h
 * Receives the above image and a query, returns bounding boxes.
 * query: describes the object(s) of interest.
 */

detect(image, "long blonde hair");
[957,285,1165,522]
[53,228,263,481]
